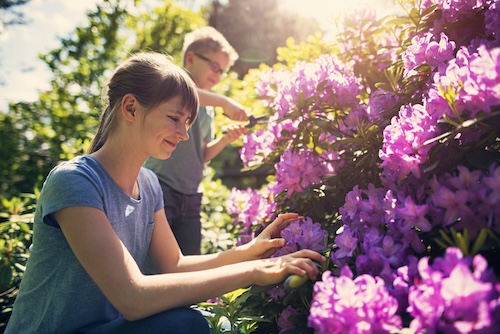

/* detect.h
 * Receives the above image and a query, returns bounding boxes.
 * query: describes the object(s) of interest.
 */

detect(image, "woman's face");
[142,96,192,160]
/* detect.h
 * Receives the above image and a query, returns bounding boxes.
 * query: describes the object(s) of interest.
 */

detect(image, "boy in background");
[145,27,248,255]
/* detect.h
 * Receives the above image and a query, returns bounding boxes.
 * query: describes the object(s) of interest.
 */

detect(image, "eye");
[169,116,179,122]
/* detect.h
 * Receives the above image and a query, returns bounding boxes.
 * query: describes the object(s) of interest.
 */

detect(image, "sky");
[0,0,402,111]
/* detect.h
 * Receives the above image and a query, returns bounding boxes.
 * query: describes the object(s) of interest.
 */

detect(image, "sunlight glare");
[280,0,402,37]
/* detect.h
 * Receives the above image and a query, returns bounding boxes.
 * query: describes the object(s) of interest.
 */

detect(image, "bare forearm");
[197,88,228,108]
[128,263,255,320]
[204,136,231,162]
[173,244,251,273]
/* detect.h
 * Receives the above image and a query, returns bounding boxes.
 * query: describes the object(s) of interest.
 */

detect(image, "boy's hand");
[221,124,248,143]
[223,97,248,121]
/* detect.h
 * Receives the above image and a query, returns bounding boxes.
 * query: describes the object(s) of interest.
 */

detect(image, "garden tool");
[223,115,268,133]
[245,115,269,128]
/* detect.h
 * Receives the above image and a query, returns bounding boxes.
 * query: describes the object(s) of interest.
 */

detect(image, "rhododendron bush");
[225,0,500,333]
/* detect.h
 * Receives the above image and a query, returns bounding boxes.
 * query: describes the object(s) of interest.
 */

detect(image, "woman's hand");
[241,213,304,260]
[249,249,325,287]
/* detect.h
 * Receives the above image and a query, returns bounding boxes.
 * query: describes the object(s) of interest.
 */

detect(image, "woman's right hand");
[248,249,325,287]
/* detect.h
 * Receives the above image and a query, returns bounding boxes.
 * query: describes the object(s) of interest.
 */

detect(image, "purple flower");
[273,148,330,198]
[402,32,456,77]
[420,0,490,48]
[333,225,358,259]
[240,129,275,168]
[226,187,276,228]
[308,268,402,334]
[379,103,439,185]
[275,217,328,257]
[408,247,500,334]
[394,196,431,231]
[429,45,500,119]
[277,305,302,333]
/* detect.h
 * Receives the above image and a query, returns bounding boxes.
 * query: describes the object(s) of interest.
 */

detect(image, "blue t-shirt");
[5,155,163,334]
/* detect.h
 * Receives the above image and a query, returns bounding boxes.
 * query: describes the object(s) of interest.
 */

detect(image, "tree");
[207,0,323,77]
[0,0,31,32]
[1,1,207,329]
[0,0,206,199]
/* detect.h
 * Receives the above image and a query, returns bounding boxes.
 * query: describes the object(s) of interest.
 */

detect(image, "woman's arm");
[151,211,311,272]
[56,207,323,321]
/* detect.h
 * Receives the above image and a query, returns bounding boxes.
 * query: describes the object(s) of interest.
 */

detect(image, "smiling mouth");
[164,139,177,148]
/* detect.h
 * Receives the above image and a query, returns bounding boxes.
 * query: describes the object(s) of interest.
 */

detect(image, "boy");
[145,27,248,255]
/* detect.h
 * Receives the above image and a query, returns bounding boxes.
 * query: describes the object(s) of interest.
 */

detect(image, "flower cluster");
[272,148,335,198]
[408,247,500,333]
[379,103,440,184]
[420,0,492,48]
[334,185,425,283]
[269,54,361,119]
[308,266,402,334]
[225,187,276,243]
[381,44,500,187]
[228,0,500,332]
[428,164,500,237]
[310,248,500,334]
[402,32,456,77]
[274,217,328,257]
[239,129,276,168]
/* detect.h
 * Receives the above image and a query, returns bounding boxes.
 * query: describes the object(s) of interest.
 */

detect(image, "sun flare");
[280,0,403,37]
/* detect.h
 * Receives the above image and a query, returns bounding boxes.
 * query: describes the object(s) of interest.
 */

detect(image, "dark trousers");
[160,182,203,255]
[81,307,209,334]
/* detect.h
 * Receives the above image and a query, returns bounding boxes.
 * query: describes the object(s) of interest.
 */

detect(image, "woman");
[5,52,324,334]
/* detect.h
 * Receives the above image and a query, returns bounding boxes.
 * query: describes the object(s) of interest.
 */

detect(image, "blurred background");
[0,0,401,109]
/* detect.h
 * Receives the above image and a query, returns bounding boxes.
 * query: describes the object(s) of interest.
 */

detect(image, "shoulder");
[139,166,160,185]
[39,156,108,225]
[47,155,100,183]
[42,155,110,200]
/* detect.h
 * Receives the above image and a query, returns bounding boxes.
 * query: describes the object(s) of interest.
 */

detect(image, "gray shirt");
[144,106,214,195]
[5,155,163,334]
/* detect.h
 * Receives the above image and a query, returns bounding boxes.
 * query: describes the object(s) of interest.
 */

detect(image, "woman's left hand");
[242,213,303,260]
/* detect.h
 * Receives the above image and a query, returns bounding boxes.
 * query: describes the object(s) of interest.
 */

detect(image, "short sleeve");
[40,161,105,228]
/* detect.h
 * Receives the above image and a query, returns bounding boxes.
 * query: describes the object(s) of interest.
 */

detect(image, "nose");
[177,123,189,141]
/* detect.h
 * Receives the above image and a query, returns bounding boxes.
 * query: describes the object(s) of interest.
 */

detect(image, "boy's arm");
[203,124,248,162]
[197,88,248,121]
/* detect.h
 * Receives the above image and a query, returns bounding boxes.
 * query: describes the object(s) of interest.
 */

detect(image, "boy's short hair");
[182,26,238,67]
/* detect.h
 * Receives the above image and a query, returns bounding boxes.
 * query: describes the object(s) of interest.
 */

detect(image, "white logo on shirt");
[125,205,135,217]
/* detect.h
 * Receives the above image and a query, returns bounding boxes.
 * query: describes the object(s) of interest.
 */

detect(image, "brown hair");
[89,52,199,153]
[182,26,238,67]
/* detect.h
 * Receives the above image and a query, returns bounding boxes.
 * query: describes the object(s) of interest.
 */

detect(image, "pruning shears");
[245,115,268,128]
[222,115,268,133]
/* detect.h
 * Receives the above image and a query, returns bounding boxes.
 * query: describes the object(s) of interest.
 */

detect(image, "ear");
[184,51,196,67]
[121,93,137,122]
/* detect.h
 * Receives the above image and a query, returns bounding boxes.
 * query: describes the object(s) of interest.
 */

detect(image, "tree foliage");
[207,0,323,77]
[0,0,31,31]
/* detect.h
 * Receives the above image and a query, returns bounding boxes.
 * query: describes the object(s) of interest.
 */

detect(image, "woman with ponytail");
[5,52,324,334]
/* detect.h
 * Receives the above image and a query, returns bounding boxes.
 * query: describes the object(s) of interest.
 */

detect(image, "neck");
[90,141,145,199]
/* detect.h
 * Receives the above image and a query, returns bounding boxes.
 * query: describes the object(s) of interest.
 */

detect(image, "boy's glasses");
[194,53,226,76]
